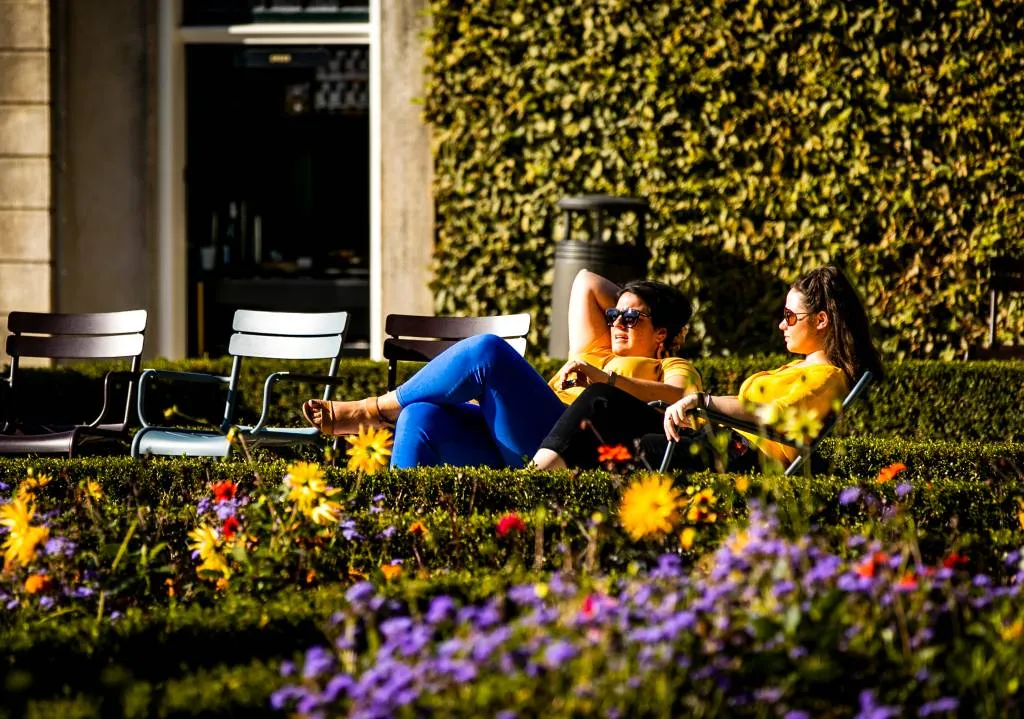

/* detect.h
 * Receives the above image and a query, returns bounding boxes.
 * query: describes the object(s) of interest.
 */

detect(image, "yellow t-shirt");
[547,345,702,405]
[736,361,850,463]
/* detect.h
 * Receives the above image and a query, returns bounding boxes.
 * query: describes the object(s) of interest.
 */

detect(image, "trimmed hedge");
[6,356,1024,442]
[424,0,1024,359]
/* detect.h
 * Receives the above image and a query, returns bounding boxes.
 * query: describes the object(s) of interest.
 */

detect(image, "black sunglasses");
[605,308,651,328]
[782,308,812,327]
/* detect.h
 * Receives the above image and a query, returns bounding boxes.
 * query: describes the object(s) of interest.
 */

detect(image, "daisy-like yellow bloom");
[0,496,50,571]
[188,524,221,562]
[781,406,823,446]
[734,475,750,494]
[345,425,393,475]
[283,462,338,515]
[618,473,683,541]
[16,472,51,501]
[310,499,343,526]
[686,488,718,523]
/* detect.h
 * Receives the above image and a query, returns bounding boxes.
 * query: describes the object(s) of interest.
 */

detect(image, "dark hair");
[617,280,693,355]
[791,265,884,382]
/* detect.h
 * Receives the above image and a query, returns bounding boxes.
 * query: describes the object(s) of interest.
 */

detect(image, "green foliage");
[423,0,1024,358]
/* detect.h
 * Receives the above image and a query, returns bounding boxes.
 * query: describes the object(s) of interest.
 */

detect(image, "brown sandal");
[302,397,393,436]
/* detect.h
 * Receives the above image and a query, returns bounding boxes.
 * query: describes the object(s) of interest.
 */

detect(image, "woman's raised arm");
[566,269,619,356]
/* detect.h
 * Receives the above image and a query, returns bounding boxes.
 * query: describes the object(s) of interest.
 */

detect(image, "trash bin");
[548,194,650,358]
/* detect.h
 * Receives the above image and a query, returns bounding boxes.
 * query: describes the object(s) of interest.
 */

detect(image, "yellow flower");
[310,499,342,526]
[24,573,50,594]
[1002,620,1023,641]
[686,488,718,523]
[0,496,50,571]
[380,563,402,581]
[781,406,823,446]
[284,462,338,515]
[618,473,683,541]
[198,553,231,579]
[734,476,750,494]
[727,530,750,555]
[16,472,51,501]
[188,524,220,562]
[85,479,103,501]
[680,527,697,550]
[345,426,393,474]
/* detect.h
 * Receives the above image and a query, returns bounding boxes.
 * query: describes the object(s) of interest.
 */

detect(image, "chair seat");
[133,425,322,458]
[0,427,130,456]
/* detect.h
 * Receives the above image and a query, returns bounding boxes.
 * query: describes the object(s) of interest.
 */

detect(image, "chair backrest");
[6,310,148,365]
[975,258,1024,360]
[784,370,874,476]
[382,313,531,390]
[3,310,148,428]
[222,310,350,427]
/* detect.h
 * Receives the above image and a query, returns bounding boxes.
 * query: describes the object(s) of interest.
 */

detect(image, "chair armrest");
[691,407,800,449]
[250,371,342,434]
[136,368,231,428]
[87,370,143,429]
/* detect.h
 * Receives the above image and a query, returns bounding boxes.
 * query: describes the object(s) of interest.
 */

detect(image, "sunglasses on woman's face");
[782,308,812,326]
[605,307,651,328]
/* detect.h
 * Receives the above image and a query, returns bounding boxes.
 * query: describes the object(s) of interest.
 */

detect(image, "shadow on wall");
[666,242,790,358]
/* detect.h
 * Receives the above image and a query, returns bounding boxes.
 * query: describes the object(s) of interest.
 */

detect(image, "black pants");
[539,383,760,473]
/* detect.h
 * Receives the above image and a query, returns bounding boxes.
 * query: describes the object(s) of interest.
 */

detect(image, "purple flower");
[379,525,397,539]
[895,483,912,499]
[785,712,810,719]
[302,646,335,680]
[542,640,578,667]
[44,536,76,557]
[39,596,55,610]
[345,581,376,610]
[973,574,992,587]
[919,697,959,716]
[839,487,862,506]
[196,497,212,516]
[214,499,239,521]
[279,660,294,677]
[269,686,306,710]
[340,519,362,541]
[426,595,455,625]
[321,674,354,702]
[856,689,901,719]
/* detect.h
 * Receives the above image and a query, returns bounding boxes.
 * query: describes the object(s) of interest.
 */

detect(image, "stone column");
[0,0,50,363]
[379,0,434,336]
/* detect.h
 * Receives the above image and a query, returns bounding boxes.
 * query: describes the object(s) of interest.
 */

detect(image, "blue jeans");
[391,334,566,468]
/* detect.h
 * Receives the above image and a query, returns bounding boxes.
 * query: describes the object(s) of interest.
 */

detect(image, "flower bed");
[2,434,1023,716]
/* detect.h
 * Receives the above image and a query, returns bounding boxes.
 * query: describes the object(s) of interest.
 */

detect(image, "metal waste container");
[548,195,650,358]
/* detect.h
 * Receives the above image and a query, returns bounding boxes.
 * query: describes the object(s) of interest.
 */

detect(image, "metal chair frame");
[131,310,349,458]
[0,310,148,457]
[659,371,874,476]
[382,313,531,391]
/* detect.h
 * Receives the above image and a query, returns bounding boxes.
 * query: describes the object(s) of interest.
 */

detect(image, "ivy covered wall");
[423,0,1024,358]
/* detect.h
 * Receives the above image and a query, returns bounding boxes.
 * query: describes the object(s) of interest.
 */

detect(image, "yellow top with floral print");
[736,360,850,463]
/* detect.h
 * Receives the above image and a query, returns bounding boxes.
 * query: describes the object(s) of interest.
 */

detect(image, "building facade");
[0,0,434,362]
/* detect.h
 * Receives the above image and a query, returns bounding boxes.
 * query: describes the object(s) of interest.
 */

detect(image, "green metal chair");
[131,309,349,458]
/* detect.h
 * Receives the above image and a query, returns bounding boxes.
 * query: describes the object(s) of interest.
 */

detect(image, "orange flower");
[408,521,428,538]
[875,462,908,484]
[380,563,402,581]
[597,444,632,463]
[24,573,51,594]
[897,571,918,590]
[212,480,237,502]
[855,558,876,579]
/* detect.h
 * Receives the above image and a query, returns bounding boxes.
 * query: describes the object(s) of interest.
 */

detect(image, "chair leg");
[659,441,676,473]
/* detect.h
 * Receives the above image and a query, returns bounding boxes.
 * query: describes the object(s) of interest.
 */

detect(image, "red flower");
[496,513,526,537]
[597,444,632,463]
[875,462,908,484]
[213,480,237,503]
[855,558,876,579]
[222,516,241,540]
[943,552,969,570]
[581,594,596,619]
